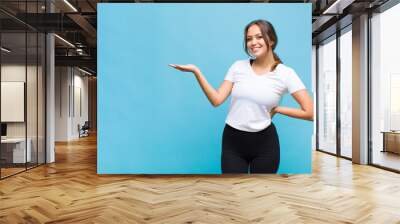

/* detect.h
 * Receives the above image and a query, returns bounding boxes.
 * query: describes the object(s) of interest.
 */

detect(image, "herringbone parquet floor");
[1,134,400,224]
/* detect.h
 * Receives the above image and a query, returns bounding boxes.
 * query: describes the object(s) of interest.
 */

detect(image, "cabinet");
[382,131,400,154]
[0,138,32,164]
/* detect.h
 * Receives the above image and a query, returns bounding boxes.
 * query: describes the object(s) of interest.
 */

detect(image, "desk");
[1,138,31,163]
[381,131,400,154]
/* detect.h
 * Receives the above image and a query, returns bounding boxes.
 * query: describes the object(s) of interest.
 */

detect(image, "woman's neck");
[253,51,276,71]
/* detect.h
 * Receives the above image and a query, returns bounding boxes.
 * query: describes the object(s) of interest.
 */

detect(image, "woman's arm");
[169,64,233,107]
[272,89,314,121]
[193,70,233,107]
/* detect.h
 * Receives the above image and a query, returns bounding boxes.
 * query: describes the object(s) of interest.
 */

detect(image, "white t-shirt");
[224,59,306,132]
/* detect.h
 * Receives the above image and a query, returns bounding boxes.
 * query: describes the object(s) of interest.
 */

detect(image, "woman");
[169,19,313,174]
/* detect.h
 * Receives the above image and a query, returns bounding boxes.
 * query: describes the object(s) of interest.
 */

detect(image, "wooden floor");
[0,167,26,178]
[372,150,400,171]
[1,134,400,224]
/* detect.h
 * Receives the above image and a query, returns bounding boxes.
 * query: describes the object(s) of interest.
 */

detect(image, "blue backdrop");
[98,3,312,174]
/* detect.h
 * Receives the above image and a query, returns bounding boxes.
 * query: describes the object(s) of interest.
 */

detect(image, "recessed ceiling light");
[1,47,11,53]
[322,0,354,15]
[54,34,75,48]
[78,67,93,76]
[63,0,78,12]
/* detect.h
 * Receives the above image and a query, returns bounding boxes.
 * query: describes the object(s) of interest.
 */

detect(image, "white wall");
[55,67,89,141]
[1,66,26,135]
[70,72,89,139]
[55,66,70,141]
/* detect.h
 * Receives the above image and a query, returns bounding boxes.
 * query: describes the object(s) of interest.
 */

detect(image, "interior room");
[0,0,399,223]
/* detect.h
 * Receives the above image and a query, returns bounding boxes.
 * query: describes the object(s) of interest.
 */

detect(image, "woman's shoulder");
[231,59,250,67]
[227,59,250,72]
[276,63,292,71]
[275,63,297,75]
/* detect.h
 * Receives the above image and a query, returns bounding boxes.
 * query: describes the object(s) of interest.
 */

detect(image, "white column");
[46,1,55,163]
[46,33,55,163]
[352,14,369,164]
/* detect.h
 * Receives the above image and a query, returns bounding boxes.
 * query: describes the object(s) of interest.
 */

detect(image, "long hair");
[244,19,282,70]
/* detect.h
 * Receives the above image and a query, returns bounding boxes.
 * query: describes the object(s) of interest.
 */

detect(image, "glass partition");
[27,31,38,169]
[317,35,337,155]
[0,1,46,179]
[1,31,28,177]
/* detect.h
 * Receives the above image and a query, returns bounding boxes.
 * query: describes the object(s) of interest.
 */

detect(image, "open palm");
[169,64,199,73]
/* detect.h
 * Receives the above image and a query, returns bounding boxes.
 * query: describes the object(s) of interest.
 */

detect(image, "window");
[339,27,352,158]
[371,2,400,171]
[317,35,337,154]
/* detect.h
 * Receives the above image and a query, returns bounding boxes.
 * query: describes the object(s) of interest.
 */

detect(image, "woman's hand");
[271,90,314,121]
[270,107,279,118]
[169,64,199,74]
[168,63,233,107]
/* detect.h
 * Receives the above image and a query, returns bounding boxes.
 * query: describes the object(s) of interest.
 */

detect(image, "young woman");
[169,19,313,174]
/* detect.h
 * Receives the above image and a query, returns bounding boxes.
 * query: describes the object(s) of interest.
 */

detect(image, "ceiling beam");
[67,13,97,46]
[55,55,96,71]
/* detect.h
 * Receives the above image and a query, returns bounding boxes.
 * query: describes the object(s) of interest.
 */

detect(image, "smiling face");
[246,24,271,58]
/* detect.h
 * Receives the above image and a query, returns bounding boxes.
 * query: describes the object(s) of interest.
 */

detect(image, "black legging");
[221,123,280,174]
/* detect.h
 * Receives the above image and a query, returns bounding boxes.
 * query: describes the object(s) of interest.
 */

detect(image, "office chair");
[79,121,90,138]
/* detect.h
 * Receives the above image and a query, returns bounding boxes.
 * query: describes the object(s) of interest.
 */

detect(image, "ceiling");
[0,0,391,75]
